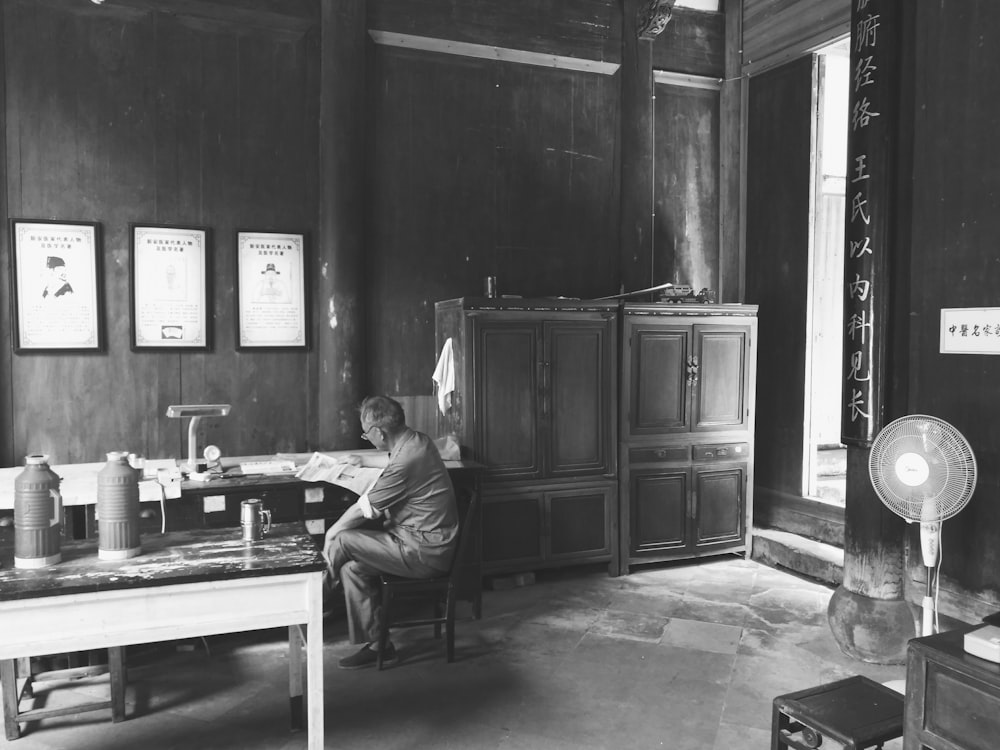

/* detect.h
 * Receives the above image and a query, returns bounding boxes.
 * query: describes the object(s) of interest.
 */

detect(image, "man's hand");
[341,454,364,467]
[358,493,375,520]
[323,501,367,545]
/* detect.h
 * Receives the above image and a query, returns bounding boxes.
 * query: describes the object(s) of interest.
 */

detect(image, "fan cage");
[869,415,977,523]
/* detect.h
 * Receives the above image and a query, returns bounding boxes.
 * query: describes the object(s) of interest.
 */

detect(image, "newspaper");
[294,452,383,496]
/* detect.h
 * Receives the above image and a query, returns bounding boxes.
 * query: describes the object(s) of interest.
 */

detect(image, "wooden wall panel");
[369,0,621,65]
[651,8,725,78]
[742,0,849,71]
[906,1,1000,598]
[653,83,720,293]
[367,43,619,398]
[1,0,319,465]
[367,49,496,399]
[493,63,619,298]
[744,56,812,498]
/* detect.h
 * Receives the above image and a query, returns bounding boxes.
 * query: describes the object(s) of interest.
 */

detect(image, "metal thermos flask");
[97,451,141,560]
[14,454,62,569]
[241,498,271,542]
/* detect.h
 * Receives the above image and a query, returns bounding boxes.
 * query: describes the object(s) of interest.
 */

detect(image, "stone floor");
[2,557,906,749]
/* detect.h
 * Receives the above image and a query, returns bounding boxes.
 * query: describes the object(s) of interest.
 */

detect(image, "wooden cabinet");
[618,304,757,574]
[628,462,746,557]
[436,298,618,575]
[905,626,1000,750]
[480,481,615,570]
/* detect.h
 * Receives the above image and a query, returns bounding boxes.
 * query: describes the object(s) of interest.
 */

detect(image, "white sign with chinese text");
[940,308,1000,354]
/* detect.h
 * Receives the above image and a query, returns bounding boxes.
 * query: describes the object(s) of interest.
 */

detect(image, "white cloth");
[432,337,455,415]
[357,467,385,519]
[357,493,376,519]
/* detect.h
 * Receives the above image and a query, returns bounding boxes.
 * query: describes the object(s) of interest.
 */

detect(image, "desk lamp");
[166,404,231,474]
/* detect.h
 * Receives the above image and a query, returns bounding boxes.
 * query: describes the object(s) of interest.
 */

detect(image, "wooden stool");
[1,648,127,740]
[772,675,904,750]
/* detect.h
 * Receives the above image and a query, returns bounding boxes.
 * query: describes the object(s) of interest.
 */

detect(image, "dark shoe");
[338,643,397,670]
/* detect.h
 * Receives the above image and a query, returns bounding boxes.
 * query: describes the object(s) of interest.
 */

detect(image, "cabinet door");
[545,485,613,563]
[691,325,750,432]
[545,319,615,478]
[629,466,689,555]
[481,490,544,569]
[692,464,745,550]
[628,324,690,436]
[475,320,541,479]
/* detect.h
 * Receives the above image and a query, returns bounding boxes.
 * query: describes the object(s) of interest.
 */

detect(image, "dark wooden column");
[619,0,655,294]
[0,5,10,467]
[719,0,742,304]
[827,0,913,664]
[316,0,367,448]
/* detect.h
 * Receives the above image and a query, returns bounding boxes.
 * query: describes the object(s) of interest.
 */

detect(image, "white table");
[0,523,325,748]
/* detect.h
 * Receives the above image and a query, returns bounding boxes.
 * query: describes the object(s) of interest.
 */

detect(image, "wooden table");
[905,625,1000,750]
[0,452,484,546]
[0,523,325,748]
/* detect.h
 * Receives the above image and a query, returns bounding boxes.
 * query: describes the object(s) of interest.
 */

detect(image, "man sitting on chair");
[324,395,459,669]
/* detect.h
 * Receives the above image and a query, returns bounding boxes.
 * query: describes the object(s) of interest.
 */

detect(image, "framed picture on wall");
[235,230,308,350]
[9,218,105,353]
[129,223,212,351]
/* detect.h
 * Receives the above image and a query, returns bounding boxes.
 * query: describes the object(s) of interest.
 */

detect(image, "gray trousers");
[325,529,443,644]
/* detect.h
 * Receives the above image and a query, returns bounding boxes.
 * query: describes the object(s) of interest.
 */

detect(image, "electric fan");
[869,415,977,636]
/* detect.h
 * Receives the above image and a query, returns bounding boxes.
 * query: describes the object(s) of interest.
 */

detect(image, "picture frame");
[235,230,308,350]
[940,307,1000,355]
[129,223,212,351]
[9,218,105,353]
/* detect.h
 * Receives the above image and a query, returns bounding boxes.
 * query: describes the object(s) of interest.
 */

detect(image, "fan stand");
[919,520,941,637]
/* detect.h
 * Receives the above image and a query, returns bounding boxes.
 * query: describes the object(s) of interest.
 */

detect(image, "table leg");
[2,660,20,741]
[288,625,304,733]
[306,574,324,750]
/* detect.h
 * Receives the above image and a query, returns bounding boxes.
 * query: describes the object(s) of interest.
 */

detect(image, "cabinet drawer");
[692,443,749,462]
[629,445,688,463]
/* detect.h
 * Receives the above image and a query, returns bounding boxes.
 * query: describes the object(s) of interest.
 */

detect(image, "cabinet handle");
[686,355,699,385]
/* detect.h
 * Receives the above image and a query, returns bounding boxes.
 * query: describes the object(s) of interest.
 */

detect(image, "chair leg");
[445,594,457,663]
[377,587,392,671]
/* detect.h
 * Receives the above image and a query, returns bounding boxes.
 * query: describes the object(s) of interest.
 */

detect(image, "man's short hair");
[360,396,406,433]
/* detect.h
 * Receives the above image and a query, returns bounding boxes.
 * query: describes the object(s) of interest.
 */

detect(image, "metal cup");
[240,498,271,542]
[484,275,497,298]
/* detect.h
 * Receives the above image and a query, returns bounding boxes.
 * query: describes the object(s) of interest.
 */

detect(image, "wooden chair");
[376,490,481,670]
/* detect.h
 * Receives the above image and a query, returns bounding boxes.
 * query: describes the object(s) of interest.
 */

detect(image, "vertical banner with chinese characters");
[841,0,900,447]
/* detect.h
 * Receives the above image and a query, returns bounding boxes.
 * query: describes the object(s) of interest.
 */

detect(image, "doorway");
[804,39,849,506]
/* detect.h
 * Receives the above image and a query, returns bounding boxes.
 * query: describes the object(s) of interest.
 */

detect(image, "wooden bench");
[2,648,126,740]
[772,675,904,750]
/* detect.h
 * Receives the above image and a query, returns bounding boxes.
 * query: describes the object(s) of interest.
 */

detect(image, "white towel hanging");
[432,337,456,415]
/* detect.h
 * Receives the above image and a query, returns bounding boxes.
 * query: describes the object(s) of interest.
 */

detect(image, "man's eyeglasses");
[361,425,380,443]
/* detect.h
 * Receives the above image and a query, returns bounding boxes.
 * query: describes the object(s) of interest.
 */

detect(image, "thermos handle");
[260,508,271,535]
